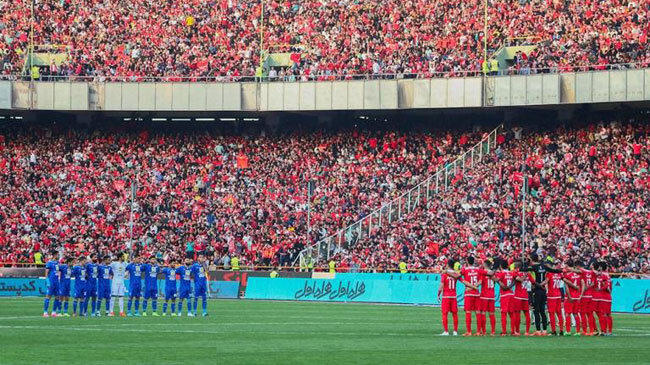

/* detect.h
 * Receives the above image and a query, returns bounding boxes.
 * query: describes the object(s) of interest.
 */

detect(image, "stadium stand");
[1,0,649,80]
[0,120,647,274]
[326,121,650,274]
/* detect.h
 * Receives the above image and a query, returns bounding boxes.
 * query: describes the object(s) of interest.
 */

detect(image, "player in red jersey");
[544,269,565,335]
[494,260,517,335]
[577,261,597,335]
[438,259,460,335]
[477,259,497,336]
[460,256,483,336]
[562,260,584,336]
[593,262,613,335]
[512,261,535,336]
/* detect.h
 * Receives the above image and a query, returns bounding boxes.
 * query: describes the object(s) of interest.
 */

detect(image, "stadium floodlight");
[151,118,167,121]
[243,118,259,122]
[219,118,236,122]
[195,118,215,122]
[171,118,191,121]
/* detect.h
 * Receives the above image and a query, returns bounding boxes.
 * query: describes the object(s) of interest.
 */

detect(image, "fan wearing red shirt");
[593,262,613,335]
[460,256,483,336]
[494,260,517,335]
[478,259,497,336]
[578,261,598,335]
[544,270,565,335]
[437,259,460,336]
[512,261,535,336]
[562,260,584,335]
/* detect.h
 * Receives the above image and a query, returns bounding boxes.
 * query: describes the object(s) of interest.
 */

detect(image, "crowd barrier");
[244,274,650,314]
[0,278,240,299]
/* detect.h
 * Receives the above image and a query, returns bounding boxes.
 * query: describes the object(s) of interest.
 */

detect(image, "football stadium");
[1,0,650,364]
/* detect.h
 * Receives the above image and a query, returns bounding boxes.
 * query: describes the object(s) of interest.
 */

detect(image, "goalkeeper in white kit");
[109,252,128,317]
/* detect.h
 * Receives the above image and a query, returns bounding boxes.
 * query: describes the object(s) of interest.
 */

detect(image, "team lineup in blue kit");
[42,253,210,317]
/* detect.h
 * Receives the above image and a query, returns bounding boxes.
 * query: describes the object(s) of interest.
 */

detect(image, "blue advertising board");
[245,275,650,314]
[0,278,48,297]
[0,278,239,299]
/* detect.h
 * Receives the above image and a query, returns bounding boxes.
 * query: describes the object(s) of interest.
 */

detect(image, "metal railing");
[295,124,504,267]
[1,62,648,83]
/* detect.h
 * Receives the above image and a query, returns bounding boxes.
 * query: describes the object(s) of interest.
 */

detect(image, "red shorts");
[500,295,513,313]
[564,299,581,314]
[480,298,495,312]
[595,300,611,314]
[512,298,529,312]
[547,298,563,313]
[580,297,595,313]
[441,297,458,313]
[464,295,480,312]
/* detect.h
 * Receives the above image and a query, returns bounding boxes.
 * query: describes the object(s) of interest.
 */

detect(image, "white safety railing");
[296,124,504,267]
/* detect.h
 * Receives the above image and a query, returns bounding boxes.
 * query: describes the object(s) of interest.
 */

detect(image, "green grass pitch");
[1,298,649,364]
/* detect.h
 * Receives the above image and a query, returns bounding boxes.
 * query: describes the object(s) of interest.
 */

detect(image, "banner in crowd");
[246,275,650,314]
[0,278,240,299]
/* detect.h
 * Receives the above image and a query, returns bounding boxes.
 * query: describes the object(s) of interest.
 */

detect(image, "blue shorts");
[194,283,207,297]
[98,285,111,299]
[85,283,97,298]
[74,283,86,299]
[164,288,177,300]
[47,280,60,296]
[179,287,191,299]
[144,287,158,300]
[129,285,142,298]
[59,282,71,297]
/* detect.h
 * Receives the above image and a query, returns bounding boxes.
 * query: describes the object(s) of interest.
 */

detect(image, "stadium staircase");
[296,124,504,268]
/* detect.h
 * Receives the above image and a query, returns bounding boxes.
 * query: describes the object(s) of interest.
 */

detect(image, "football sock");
[73,300,78,314]
[152,300,157,312]
[171,302,176,313]
[91,298,96,314]
[581,312,588,332]
[465,312,472,333]
[43,298,50,313]
[143,300,148,312]
[608,315,613,333]
[163,303,168,313]
[105,299,110,311]
[193,298,198,313]
[597,313,607,333]
[500,312,508,333]
[442,312,449,332]
[201,296,207,312]
[187,301,192,313]
[64,301,69,314]
[119,297,124,312]
[109,298,115,313]
[557,312,564,332]
[549,313,556,332]
[134,299,140,312]
[589,313,597,333]
[489,313,496,333]
[128,298,133,312]
[524,311,531,333]
[452,312,459,332]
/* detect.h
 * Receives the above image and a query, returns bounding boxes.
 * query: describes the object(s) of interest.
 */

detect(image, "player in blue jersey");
[71,257,87,316]
[125,256,143,316]
[191,255,209,316]
[96,256,113,316]
[176,258,194,316]
[58,257,73,317]
[43,254,61,317]
[85,255,100,317]
[162,261,178,316]
[142,257,160,316]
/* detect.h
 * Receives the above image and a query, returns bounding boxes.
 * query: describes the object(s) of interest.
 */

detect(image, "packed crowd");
[330,121,649,274]
[1,0,649,80]
[0,123,479,267]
